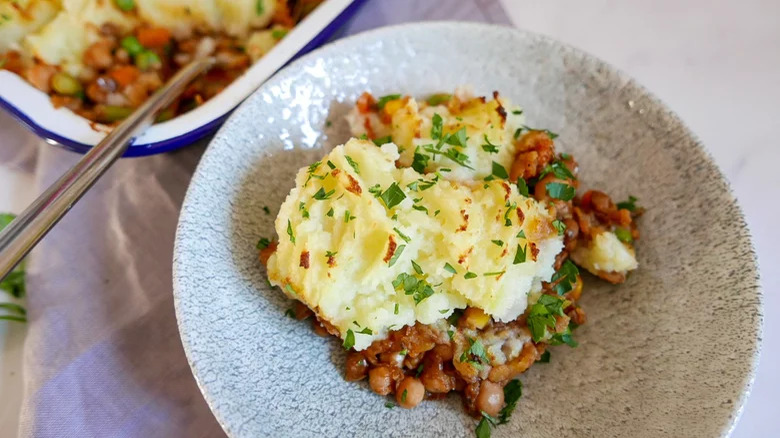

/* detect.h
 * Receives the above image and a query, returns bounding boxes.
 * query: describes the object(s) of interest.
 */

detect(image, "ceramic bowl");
[0,0,364,157]
[173,22,762,437]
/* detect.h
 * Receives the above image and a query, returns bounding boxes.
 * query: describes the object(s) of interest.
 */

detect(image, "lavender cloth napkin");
[13,1,509,436]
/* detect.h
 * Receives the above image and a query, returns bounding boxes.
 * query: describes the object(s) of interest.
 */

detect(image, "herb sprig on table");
[0,213,27,322]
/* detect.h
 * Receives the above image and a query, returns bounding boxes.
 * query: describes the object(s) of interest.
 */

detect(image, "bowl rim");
[0,0,367,157]
[173,20,763,437]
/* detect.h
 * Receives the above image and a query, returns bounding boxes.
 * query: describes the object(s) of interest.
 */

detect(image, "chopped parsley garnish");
[434,209,441,216]
[392,271,434,304]
[412,204,429,214]
[326,207,334,217]
[482,135,499,154]
[284,308,296,318]
[411,260,424,275]
[344,155,361,174]
[385,402,395,409]
[617,195,640,212]
[416,362,424,377]
[513,127,524,139]
[444,263,457,274]
[491,240,504,247]
[358,133,368,140]
[116,0,136,12]
[407,181,419,191]
[498,380,523,424]
[394,303,399,315]
[426,93,451,106]
[516,178,529,197]
[445,127,468,148]
[615,227,633,243]
[401,389,408,402]
[551,259,579,295]
[357,327,373,335]
[537,351,551,363]
[394,227,411,243]
[460,337,489,369]
[305,160,323,185]
[527,297,562,342]
[373,136,392,146]
[476,415,492,438]
[523,125,559,139]
[262,206,270,214]
[284,284,296,296]
[256,237,271,249]
[513,244,527,264]
[326,160,336,169]
[439,309,449,314]
[325,250,338,258]
[379,182,406,209]
[491,161,509,179]
[418,175,439,191]
[299,202,310,219]
[313,187,335,200]
[344,210,356,223]
[464,272,477,279]
[447,330,455,339]
[512,109,523,115]
[550,326,578,347]
[271,29,288,39]
[483,270,505,277]
[376,94,401,110]
[516,230,526,239]
[447,309,463,326]
[368,184,382,197]
[552,219,566,235]
[388,244,406,267]
[286,220,295,243]
[343,329,355,350]
[504,202,517,226]
[545,182,576,201]
[412,147,431,173]
[442,147,474,169]
[431,113,443,139]
[539,161,575,181]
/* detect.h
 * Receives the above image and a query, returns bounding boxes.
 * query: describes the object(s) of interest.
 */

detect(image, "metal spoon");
[0,57,216,280]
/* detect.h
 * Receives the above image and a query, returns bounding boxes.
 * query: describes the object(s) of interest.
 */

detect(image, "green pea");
[114,0,135,12]
[50,72,83,96]
[98,105,133,123]
[121,36,144,56]
[134,51,161,71]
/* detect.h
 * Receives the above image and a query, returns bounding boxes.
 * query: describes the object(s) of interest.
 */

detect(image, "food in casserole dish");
[258,89,642,436]
[0,0,323,124]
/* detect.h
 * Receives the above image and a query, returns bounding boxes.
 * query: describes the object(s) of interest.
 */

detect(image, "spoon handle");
[0,57,215,281]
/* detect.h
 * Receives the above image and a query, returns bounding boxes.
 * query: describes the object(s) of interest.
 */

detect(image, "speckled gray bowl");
[173,22,762,438]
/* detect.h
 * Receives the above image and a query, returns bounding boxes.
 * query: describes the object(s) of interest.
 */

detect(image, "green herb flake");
[434,209,441,216]
[284,284,296,296]
[498,380,523,423]
[271,29,288,39]
[616,195,639,212]
[388,244,406,267]
[537,351,551,363]
[325,250,338,258]
[460,337,489,369]
[523,125,559,139]
[284,308,296,318]
[357,327,373,335]
[431,113,443,139]
[343,155,361,174]
[401,389,408,403]
[514,178,528,197]
[412,204,429,214]
[373,136,392,146]
[426,93,451,106]
[483,270,505,277]
[482,135,499,154]
[550,326,579,347]
[464,271,477,279]
[262,205,270,214]
[513,127,524,139]
[394,227,411,243]
[286,220,295,243]
[491,161,509,179]
[512,109,523,115]
[379,182,407,209]
[411,260,424,275]
[344,210,356,223]
[476,416,492,438]
[313,187,335,200]
[513,244,527,264]
[490,240,503,247]
[376,94,401,110]
[444,263,457,274]
[299,202,310,219]
[615,227,633,243]
[326,160,336,169]
[516,230,526,239]
[342,329,355,350]
[326,207,334,217]
[256,237,271,249]
[552,219,566,235]
[394,303,399,315]
[504,202,517,226]
[368,184,382,197]
[115,0,135,12]
[545,182,576,201]
[552,260,579,295]
[445,127,468,148]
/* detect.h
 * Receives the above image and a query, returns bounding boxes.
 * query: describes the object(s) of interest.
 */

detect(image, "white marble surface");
[498,0,778,436]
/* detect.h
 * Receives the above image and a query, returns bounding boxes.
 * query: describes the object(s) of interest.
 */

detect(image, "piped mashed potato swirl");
[266,139,563,350]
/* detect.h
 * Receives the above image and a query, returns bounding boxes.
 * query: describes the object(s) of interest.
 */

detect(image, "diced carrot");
[109,65,140,87]
[136,27,171,48]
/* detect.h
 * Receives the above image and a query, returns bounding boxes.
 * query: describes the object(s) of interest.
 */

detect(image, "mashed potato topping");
[570,230,638,276]
[346,88,525,182]
[266,139,564,350]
